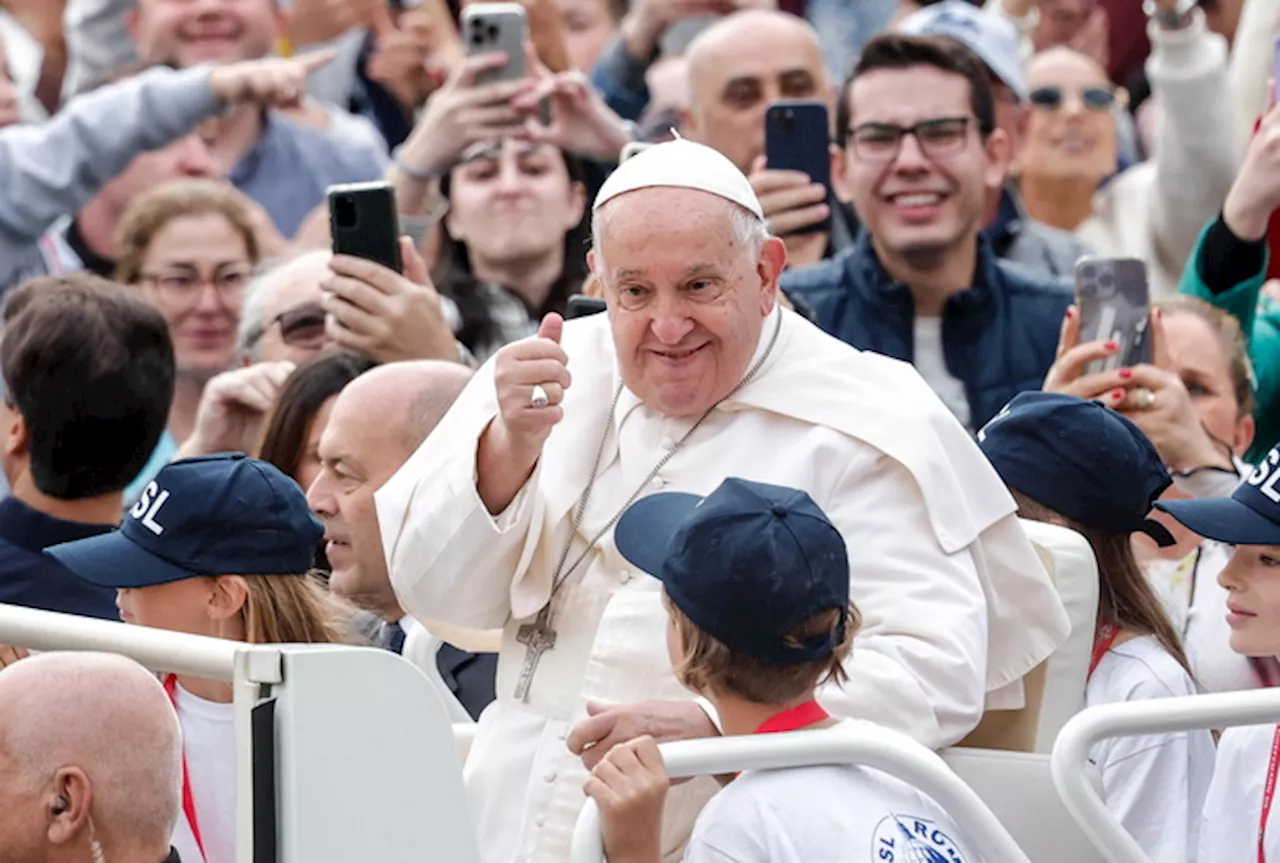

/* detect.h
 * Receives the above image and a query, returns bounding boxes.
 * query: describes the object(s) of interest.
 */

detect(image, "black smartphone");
[764,100,832,235]
[566,294,607,319]
[1074,256,1151,375]
[328,181,403,274]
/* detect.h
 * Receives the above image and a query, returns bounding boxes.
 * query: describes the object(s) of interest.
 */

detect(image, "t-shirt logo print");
[129,481,171,536]
[871,814,966,863]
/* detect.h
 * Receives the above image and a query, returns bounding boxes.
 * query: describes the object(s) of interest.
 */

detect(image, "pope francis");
[376,139,1070,863]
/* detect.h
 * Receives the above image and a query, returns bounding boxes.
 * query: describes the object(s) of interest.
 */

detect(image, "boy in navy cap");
[583,477,982,863]
[1159,443,1280,863]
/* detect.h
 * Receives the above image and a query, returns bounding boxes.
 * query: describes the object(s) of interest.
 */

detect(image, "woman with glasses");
[1012,0,1235,297]
[114,179,262,501]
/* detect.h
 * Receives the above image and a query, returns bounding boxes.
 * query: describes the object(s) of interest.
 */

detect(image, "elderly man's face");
[307,389,409,617]
[591,188,786,417]
[838,65,1007,271]
[682,19,827,174]
[131,0,282,67]
[250,254,333,365]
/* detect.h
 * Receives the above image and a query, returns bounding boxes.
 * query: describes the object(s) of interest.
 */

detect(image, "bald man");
[0,652,182,863]
[681,10,848,269]
[307,360,498,718]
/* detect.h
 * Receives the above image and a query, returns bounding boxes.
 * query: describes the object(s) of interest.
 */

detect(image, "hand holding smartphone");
[763,101,832,235]
[462,3,528,85]
[1073,257,1151,375]
[328,182,404,274]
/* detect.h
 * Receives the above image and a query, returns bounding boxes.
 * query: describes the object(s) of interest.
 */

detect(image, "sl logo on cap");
[130,482,171,536]
[871,814,967,863]
[1246,447,1280,504]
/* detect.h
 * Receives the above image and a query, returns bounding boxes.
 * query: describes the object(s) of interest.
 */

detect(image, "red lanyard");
[754,700,831,734]
[1260,725,1280,863]
[163,675,208,863]
[1087,622,1120,681]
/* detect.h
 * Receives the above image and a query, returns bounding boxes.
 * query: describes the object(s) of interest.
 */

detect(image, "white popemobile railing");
[568,724,1035,863]
[1053,688,1280,863]
[0,603,480,863]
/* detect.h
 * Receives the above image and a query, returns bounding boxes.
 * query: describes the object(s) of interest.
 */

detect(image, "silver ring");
[1134,387,1156,410]
[529,384,549,409]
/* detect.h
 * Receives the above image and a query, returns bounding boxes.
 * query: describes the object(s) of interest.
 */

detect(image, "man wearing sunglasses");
[782,32,1071,433]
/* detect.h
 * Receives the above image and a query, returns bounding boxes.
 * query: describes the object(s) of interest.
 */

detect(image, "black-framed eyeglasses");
[846,116,974,164]
[1028,85,1120,112]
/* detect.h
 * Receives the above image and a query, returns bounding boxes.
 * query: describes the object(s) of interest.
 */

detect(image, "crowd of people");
[0,0,1279,861]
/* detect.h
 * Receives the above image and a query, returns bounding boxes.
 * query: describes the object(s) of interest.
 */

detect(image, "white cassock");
[376,305,1070,863]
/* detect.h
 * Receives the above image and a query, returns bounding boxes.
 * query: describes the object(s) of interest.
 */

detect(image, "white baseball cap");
[592,138,764,220]
[898,1,1028,101]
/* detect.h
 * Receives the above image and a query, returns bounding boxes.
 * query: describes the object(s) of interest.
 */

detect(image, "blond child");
[587,477,984,863]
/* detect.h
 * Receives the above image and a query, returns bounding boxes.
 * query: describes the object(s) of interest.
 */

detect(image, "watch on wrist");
[1143,0,1196,29]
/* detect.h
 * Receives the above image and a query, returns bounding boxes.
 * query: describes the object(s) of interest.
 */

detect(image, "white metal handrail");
[569,723,1033,863]
[1052,688,1280,863]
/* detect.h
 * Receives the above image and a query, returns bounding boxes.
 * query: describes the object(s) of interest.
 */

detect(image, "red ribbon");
[1087,622,1120,681]
[163,675,208,863]
[1260,725,1280,863]
[753,700,831,735]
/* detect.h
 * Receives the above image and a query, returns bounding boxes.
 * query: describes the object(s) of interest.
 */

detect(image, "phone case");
[462,3,527,86]
[1074,257,1151,375]
[328,182,403,274]
[764,101,831,235]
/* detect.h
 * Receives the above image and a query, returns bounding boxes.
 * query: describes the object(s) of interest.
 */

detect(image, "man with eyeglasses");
[782,33,1071,432]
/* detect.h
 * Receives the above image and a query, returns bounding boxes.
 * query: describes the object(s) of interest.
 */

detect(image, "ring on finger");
[530,384,550,409]
[1134,387,1156,410]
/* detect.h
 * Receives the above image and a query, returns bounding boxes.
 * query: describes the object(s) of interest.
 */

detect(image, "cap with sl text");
[614,477,849,665]
[46,453,323,588]
[1158,444,1280,545]
[977,392,1176,546]
[898,0,1028,101]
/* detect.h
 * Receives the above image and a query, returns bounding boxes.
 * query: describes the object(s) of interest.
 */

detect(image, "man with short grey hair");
[377,136,1070,863]
[0,651,183,863]
[237,251,334,366]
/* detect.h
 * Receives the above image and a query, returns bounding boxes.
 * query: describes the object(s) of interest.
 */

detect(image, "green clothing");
[1178,221,1280,464]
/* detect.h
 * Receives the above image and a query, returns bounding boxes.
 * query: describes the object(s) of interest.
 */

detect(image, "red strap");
[754,700,830,735]
[1260,725,1280,863]
[1087,623,1120,681]
[164,675,208,863]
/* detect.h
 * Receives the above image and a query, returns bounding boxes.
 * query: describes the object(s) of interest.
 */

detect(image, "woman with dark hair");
[978,391,1214,863]
[257,352,377,492]
[431,138,590,362]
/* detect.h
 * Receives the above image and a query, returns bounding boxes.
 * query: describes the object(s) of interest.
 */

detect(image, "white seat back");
[1021,519,1098,752]
[941,748,1105,863]
[401,619,475,724]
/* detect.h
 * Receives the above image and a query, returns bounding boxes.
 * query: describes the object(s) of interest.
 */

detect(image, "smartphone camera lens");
[487,23,499,40]
[781,108,795,133]
[333,195,358,230]
[470,17,486,44]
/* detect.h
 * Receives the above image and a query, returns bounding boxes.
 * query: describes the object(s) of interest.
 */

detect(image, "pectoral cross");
[514,607,557,702]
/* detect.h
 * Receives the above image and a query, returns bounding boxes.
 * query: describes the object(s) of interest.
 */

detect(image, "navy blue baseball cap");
[614,478,849,665]
[46,453,323,587]
[1157,444,1280,545]
[977,392,1176,547]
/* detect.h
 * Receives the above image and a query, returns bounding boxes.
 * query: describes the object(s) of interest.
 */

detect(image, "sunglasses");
[272,302,328,348]
[1028,85,1122,112]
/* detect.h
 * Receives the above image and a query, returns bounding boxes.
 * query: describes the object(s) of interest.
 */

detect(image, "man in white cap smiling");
[376,137,1070,863]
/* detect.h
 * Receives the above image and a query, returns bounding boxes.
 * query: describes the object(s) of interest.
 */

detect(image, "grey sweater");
[0,64,223,296]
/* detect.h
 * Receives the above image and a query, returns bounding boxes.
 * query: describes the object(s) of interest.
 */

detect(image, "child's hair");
[1011,489,1194,679]
[666,595,860,704]
[235,572,360,645]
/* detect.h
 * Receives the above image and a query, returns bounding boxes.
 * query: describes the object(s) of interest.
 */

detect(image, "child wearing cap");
[45,453,352,863]
[977,392,1214,863]
[585,477,984,863]
[1157,444,1280,863]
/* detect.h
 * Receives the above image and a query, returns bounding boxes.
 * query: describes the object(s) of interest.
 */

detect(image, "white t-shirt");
[1085,636,1215,863]
[683,724,984,863]
[1199,723,1280,863]
[170,684,237,863]
[911,316,971,430]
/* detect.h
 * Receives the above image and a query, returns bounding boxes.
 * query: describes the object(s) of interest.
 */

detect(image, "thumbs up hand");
[491,313,571,459]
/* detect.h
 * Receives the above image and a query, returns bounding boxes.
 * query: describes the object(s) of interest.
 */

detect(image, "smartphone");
[764,100,832,235]
[462,3,527,86]
[1074,257,1151,375]
[328,182,403,274]
[566,294,607,319]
